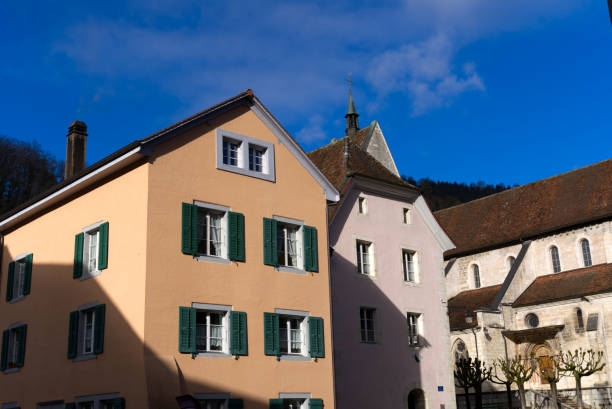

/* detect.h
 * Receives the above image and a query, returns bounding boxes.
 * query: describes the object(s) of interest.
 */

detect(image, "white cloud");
[296,115,327,143]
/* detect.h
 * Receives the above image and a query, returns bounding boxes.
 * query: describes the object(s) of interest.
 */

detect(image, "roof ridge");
[435,157,612,216]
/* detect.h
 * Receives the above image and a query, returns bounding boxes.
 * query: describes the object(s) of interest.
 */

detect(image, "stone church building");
[436,159,612,407]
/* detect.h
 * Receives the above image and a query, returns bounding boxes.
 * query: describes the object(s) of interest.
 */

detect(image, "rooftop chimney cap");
[68,120,87,136]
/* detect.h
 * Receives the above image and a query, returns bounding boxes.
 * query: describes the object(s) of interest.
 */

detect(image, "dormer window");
[216,129,275,182]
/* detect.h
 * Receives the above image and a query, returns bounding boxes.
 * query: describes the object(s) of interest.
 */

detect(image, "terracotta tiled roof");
[435,158,612,258]
[307,137,411,193]
[513,263,612,307]
[447,285,502,331]
[352,123,374,148]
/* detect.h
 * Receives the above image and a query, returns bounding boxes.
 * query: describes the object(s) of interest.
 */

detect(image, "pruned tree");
[495,357,536,409]
[455,357,492,409]
[490,363,514,409]
[537,354,563,409]
[558,349,606,409]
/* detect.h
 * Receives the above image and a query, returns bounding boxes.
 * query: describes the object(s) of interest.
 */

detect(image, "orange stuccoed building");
[0,91,339,409]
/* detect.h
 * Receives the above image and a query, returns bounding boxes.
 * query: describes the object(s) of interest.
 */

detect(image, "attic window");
[358,197,367,214]
[216,129,275,182]
[403,208,411,224]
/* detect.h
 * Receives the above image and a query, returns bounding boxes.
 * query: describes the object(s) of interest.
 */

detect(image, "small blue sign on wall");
[438,386,444,392]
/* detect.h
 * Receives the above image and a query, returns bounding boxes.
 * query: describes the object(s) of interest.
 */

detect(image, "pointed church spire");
[345,75,359,138]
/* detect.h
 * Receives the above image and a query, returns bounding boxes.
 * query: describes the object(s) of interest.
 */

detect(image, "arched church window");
[453,339,469,364]
[550,246,561,273]
[581,239,592,267]
[576,308,584,331]
[473,264,481,289]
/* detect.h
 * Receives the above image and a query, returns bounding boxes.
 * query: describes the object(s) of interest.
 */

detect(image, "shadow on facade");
[0,256,270,409]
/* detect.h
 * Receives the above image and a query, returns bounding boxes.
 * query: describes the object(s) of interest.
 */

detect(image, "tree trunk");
[475,383,483,409]
[550,381,559,409]
[506,383,513,409]
[575,376,583,409]
[464,387,472,409]
[517,384,527,409]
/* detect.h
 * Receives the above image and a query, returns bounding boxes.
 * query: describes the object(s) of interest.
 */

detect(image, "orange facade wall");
[0,163,150,407]
[143,106,336,408]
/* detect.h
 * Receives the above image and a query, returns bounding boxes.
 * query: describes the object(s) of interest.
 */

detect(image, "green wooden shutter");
[263,312,280,356]
[23,254,33,295]
[16,324,26,367]
[308,317,325,358]
[179,306,196,353]
[228,399,243,409]
[73,233,84,279]
[181,203,199,255]
[67,310,79,359]
[98,222,109,270]
[6,261,15,301]
[263,218,278,266]
[269,399,283,409]
[112,398,125,409]
[65,403,76,409]
[93,304,106,355]
[309,398,324,409]
[303,226,318,272]
[1,329,8,371]
[228,212,245,262]
[230,311,248,356]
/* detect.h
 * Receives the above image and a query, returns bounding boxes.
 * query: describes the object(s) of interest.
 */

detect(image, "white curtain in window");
[209,214,222,256]
[287,228,297,266]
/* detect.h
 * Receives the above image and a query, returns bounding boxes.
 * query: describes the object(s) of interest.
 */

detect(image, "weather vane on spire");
[346,72,353,89]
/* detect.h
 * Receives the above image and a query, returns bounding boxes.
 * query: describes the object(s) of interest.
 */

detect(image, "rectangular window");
[249,145,265,172]
[407,313,421,346]
[13,259,26,299]
[196,206,226,258]
[358,197,367,214]
[360,308,376,343]
[356,241,373,275]
[403,208,411,224]
[86,230,99,273]
[195,310,228,353]
[279,316,305,355]
[277,222,301,268]
[81,308,95,355]
[217,129,275,182]
[198,399,226,409]
[402,250,417,282]
[75,396,123,409]
[283,399,306,409]
[78,403,94,409]
[222,139,240,166]
[6,328,20,368]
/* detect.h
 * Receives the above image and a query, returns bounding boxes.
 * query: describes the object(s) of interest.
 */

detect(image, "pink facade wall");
[329,186,455,409]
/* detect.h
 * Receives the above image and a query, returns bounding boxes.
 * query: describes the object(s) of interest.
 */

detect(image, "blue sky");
[1,0,611,186]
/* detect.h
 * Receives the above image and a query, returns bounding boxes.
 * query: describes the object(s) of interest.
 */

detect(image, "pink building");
[308,94,456,409]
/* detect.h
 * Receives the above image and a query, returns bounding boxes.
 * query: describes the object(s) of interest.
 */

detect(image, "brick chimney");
[65,120,87,179]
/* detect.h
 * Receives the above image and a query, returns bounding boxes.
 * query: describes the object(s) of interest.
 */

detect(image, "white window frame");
[407,313,422,346]
[402,249,418,283]
[75,393,120,409]
[356,239,375,276]
[279,393,311,409]
[360,307,376,344]
[9,253,28,302]
[81,221,105,280]
[274,216,304,273]
[192,302,232,358]
[193,201,230,264]
[194,393,231,409]
[74,301,101,361]
[275,308,310,361]
[358,196,367,215]
[216,129,275,182]
[403,207,411,224]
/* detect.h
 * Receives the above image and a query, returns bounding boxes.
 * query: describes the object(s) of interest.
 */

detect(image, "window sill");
[402,280,421,287]
[73,354,97,363]
[356,272,377,280]
[279,354,311,362]
[277,266,306,275]
[3,367,19,374]
[360,341,378,345]
[8,295,25,304]
[195,255,231,265]
[217,163,275,182]
[196,351,232,358]
[80,269,102,281]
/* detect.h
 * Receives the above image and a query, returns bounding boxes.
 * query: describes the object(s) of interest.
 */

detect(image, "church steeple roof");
[346,88,357,116]
[345,88,359,137]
